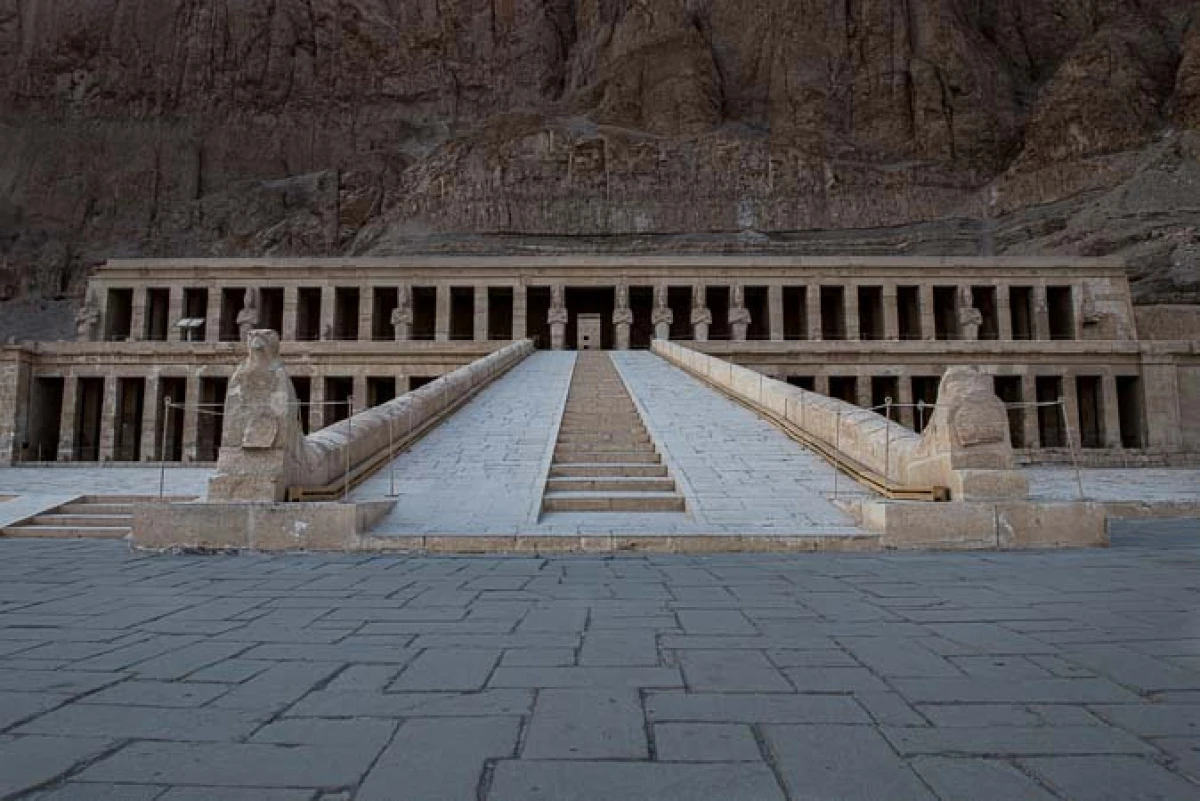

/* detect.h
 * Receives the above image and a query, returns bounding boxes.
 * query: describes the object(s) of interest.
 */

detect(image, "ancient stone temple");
[1,254,1195,469]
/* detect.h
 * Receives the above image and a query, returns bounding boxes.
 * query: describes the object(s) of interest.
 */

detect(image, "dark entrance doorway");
[564,288,615,350]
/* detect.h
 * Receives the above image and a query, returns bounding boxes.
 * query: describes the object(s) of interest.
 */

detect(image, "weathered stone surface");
[1,0,1199,338]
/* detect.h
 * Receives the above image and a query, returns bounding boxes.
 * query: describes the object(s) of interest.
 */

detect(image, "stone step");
[1,525,131,539]
[553,450,662,464]
[78,495,194,504]
[57,503,134,515]
[551,463,669,478]
[31,514,133,527]
[556,440,658,453]
[546,476,677,493]
[542,491,687,513]
[556,432,650,442]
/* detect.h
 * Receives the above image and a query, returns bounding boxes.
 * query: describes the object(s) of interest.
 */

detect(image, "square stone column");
[181,376,201,461]
[855,374,872,409]
[513,284,528,340]
[1141,358,1182,451]
[358,286,372,341]
[167,288,184,342]
[814,374,830,397]
[1033,284,1051,341]
[140,375,162,461]
[130,289,148,342]
[845,286,860,341]
[1102,375,1123,449]
[435,286,451,342]
[1060,371,1081,451]
[56,377,79,461]
[282,286,299,341]
[204,293,221,343]
[997,286,1013,341]
[768,285,784,341]
[882,285,899,341]
[320,287,336,340]
[806,287,822,341]
[897,374,914,431]
[98,377,119,462]
[919,285,936,341]
[352,375,368,414]
[309,375,327,433]
[1020,372,1040,450]
[474,286,489,342]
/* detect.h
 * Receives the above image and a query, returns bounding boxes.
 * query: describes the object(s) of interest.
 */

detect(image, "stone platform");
[0,522,1199,799]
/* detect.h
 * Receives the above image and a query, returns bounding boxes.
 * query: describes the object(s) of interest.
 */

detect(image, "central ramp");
[542,352,684,513]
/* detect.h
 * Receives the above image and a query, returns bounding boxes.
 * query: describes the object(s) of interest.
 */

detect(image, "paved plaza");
[0,523,1197,799]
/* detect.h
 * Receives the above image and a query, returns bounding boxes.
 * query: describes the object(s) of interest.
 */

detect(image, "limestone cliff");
[1,0,1199,339]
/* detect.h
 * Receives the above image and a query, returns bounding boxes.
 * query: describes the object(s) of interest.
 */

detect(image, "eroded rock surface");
[1,0,1199,338]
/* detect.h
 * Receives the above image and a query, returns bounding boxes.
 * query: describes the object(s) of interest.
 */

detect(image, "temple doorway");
[564,288,615,350]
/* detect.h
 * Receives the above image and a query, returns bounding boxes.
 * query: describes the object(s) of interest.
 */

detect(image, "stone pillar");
[882,285,899,341]
[919,285,936,341]
[1060,371,1081,451]
[844,286,860,341]
[204,293,221,343]
[352,375,368,414]
[897,374,914,431]
[997,286,1013,341]
[474,286,489,342]
[615,321,631,350]
[806,287,822,341]
[768,285,784,342]
[855,374,872,409]
[513,284,528,341]
[181,376,201,461]
[1020,372,1040,450]
[140,375,162,461]
[1033,284,1050,341]
[167,288,184,342]
[57,377,79,461]
[309,374,327,433]
[1141,357,1182,451]
[1102,375,1122,449]
[282,286,299,341]
[319,287,336,340]
[435,286,451,342]
[98,377,119,462]
[814,374,830,397]
[130,289,148,342]
[357,286,372,341]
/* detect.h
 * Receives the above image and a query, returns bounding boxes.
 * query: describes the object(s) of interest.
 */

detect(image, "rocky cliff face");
[1,0,1199,338]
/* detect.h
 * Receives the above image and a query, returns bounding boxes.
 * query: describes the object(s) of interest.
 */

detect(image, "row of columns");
[97,282,1068,344]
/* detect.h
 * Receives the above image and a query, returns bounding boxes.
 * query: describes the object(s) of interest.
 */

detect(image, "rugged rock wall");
[2,0,1199,338]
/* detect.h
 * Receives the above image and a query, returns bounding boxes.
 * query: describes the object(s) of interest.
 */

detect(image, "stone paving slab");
[0,526,1198,797]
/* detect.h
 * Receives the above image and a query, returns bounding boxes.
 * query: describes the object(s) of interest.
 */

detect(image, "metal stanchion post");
[884,397,892,482]
[917,399,926,433]
[159,396,171,499]
[1061,397,1085,501]
[833,410,842,500]
[344,401,353,501]
[387,417,397,498]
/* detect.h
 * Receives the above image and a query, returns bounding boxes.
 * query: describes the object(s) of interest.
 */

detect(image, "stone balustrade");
[652,339,1027,501]
[208,333,534,502]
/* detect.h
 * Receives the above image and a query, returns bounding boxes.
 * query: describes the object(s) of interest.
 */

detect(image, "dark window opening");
[1075,375,1104,449]
[259,288,284,335]
[144,289,170,341]
[183,288,209,341]
[821,286,846,340]
[372,288,398,341]
[706,286,730,341]
[105,289,133,341]
[323,377,354,427]
[1036,376,1065,448]
[1048,286,1075,340]
[564,287,615,350]
[933,286,958,341]
[196,378,228,461]
[409,376,437,391]
[296,288,322,341]
[114,377,145,462]
[1010,286,1034,340]
[911,376,940,434]
[745,286,769,341]
[412,287,438,341]
[787,376,816,391]
[292,377,311,436]
[450,287,475,341]
[218,289,242,342]
[333,287,360,340]
[668,286,692,340]
[828,376,858,405]
[368,377,396,408]
[156,377,187,460]
[993,376,1025,448]
[972,286,999,340]
[630,287,655,349]
[783,287,807,341]
[74,378,105,462]
[1117,376,1145,449]
[858,286,884,341]
[897,286,921,340]
[871,376,900,421]
[525,287,551,349]
[488,287,514,340]
[26,377,63,462]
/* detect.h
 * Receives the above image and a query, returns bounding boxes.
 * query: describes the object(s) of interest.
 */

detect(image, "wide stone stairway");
[542,352,685,514]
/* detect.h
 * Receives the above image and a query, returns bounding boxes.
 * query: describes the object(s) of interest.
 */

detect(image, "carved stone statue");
[75,291,101,341]
[728,284,751,342]
[651,285,673,340]
[690,283,712,342]
[391,285,414,342]
[958,305,983,341]
[208,329,310,502]
[236,287,260,341]
[613,280,634,350]
[548,285,569,350]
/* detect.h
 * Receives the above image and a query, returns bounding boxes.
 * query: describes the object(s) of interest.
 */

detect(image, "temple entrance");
[564,288,615,350]
[577,314,602,350]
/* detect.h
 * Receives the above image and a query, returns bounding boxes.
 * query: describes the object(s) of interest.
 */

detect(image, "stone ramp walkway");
[610,352,864,534]
[354,352,575,534]
[362,350,863,538]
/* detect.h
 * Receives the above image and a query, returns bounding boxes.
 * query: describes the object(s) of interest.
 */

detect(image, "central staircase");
[1,495,196,539]
[542,353,685,514]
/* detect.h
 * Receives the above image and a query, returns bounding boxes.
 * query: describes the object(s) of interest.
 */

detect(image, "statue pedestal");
[693,322,709,342]
[654,322,671,341]
[615,322,631,350]
[550,322,566,351]
[731,322,749,342]
[393,323,412,342]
